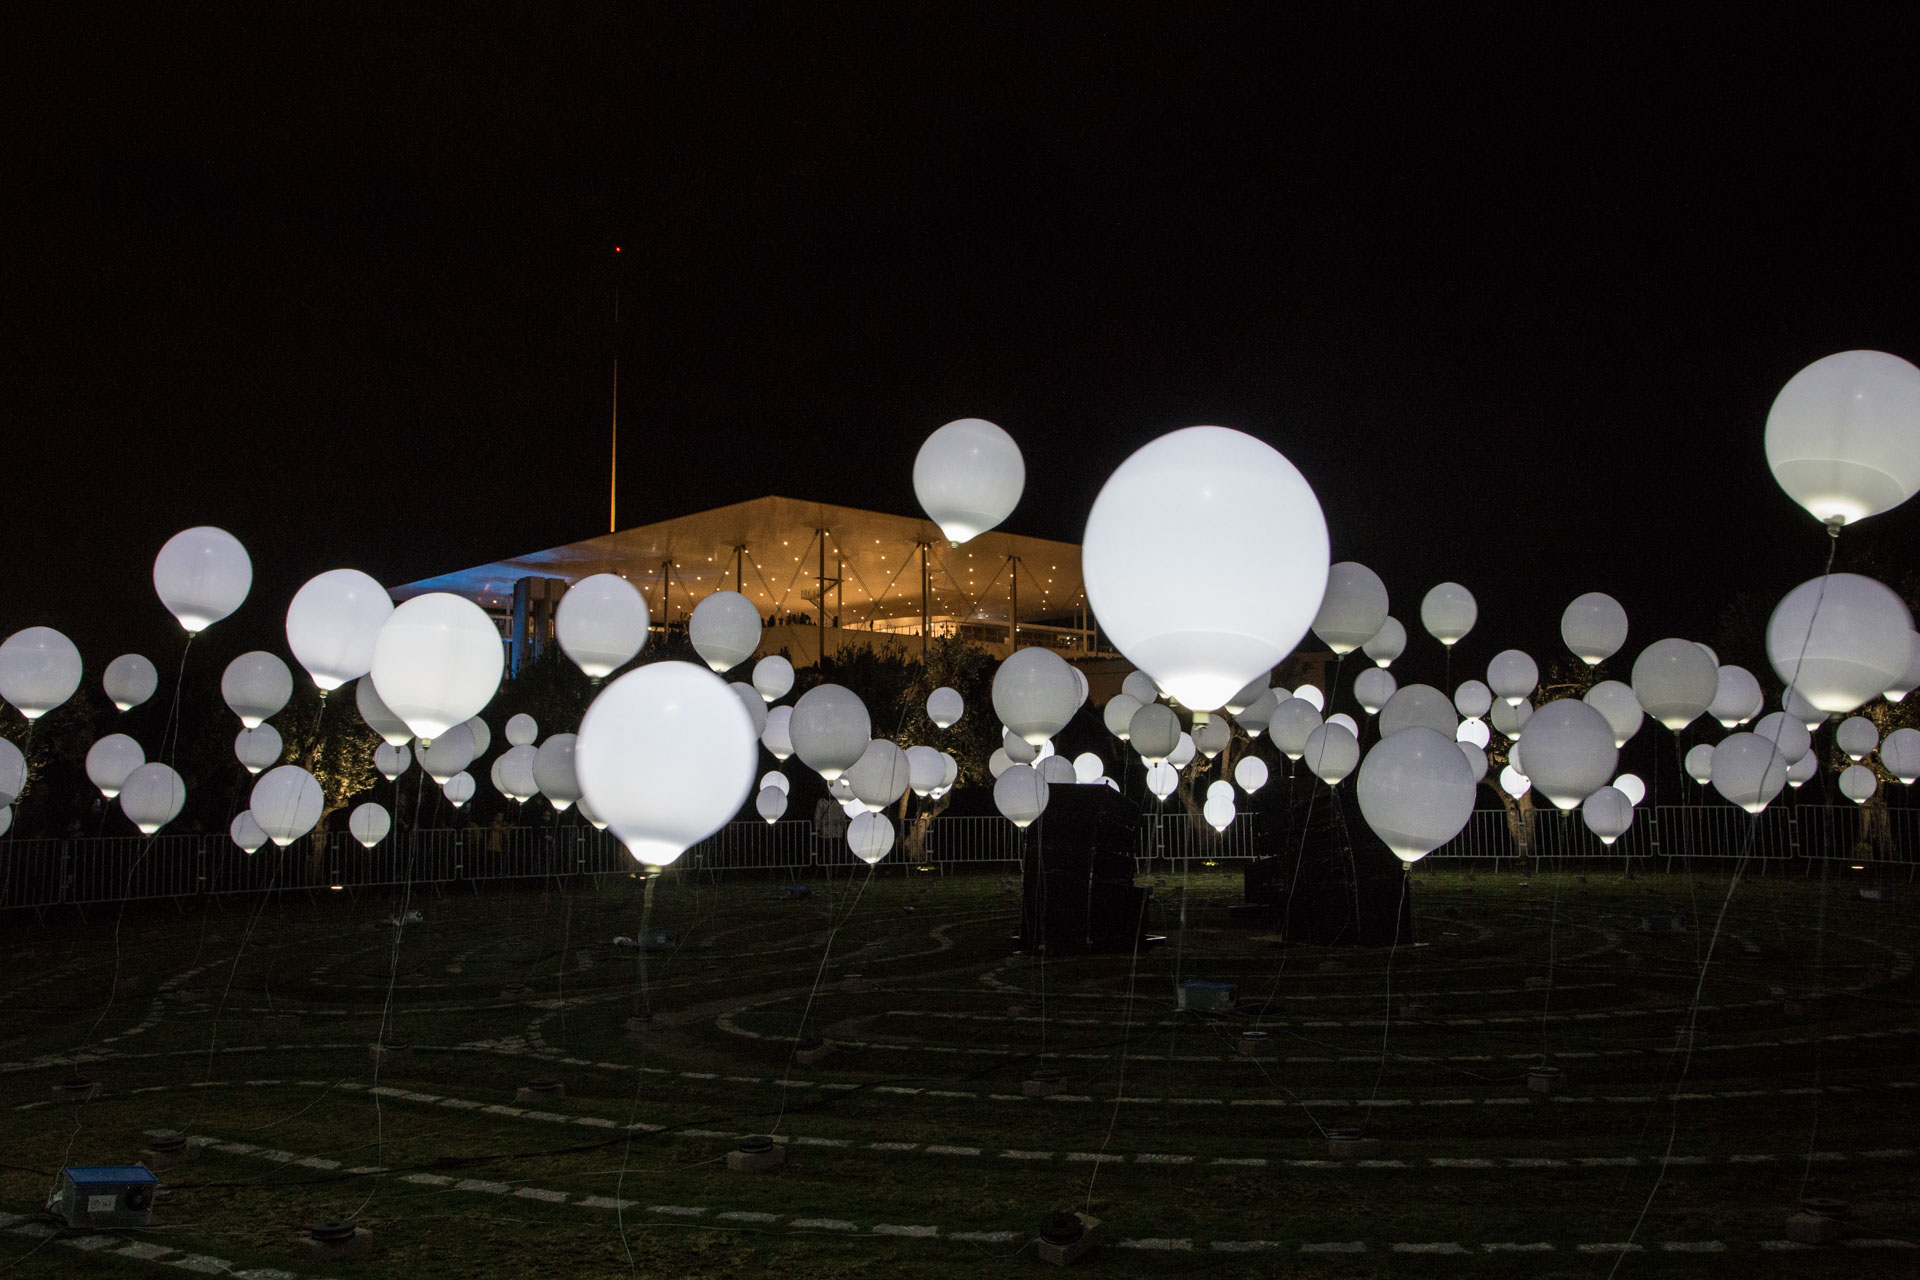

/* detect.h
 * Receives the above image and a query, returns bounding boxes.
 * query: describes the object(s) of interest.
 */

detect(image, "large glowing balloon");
[1356,726,1476,862]
[285,569,393,691]
[752,655,794,703]
[1764,349,1920,527]
[375,742,411,781]
[907,745,947,795]
[1709,732,1788,813]
[1234,755,1269,794]
[1836,716,1879,761]
[689,590,761,673]
[1766,573,1914,714]
[1630,639,1718,730]
[349,802,391,848]
[1486,650,1538,706]
[505,713,538,746]
[1378,684,1455,740]
[419,723,476,783]
[533,733,582,811]
[370,594,504,742]
[1419,583,1477,648]
[913,417,1025,544]
[120,762,185,834]
[848,811,897,863]
[555,572,650,678]
[1127,703,1181,764]
[102,654,158,711]
[1354,667,1397,716]
[927,686,964,728]
[993,763,1049,828]
[1560,592,1629,666]
[992,647,1080,745]
[1684,743,1715,785]
[762,704,794,760]
[847,739,910,812]
[1303,722,1359,786]
[153,526,251,633]
[1102,693,1142,740]
[496,744,538,800]
[790,684,871,780]
[1582,680,1644,748]
[229,810,268,854]
[1363,616,1406,667]
[1514,699,1617,810]
[221,651,293,729]
[1581,786,1634,845]
[1082,426,1329,711]
[251,766,323,846]
[1270,697,1322,761]
[1235,688,1279,738]
[0,627,82,721]
[234,725,283,775]
[86,734,145,799]
[1312,562,1390,655]
[575,660,757,866]
[1707,665,1764,728]
[356,675,413,746]
[1879,727,1920,783]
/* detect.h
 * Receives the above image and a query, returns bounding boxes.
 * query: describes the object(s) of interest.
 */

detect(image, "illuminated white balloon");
[86,734,145,799]
[370,594,504,742]
[839,796,865,819]
[1378,684,1455,740]
[1582,680,1644,748]
[575,660,758,866]
[1235,688,1279,738]
[1270,697,1322,761]
[1363,616,1406,667]
[1782,685,1826,731]
[102,654,158,712]
[988,747,1013,779]
[555,572,650,678]
[1487,650,1538,706]
[1419,583,1477,648]
[1452,679,1491,719]
[153,526,251,633]
[927,686,964,728]
[1836,716,1879,761]
[1491,698,1532,740]
[349,802,391,848]
[913,417,1025,544]
[442,771,476,808]
[1327,712,1358,738]
[505,713,538,746]
[221,651,293,729]
[356,675,413,747]
[1751,711,1813,764]
[1708,665,1764,728]
[1710,732,1789,813]
[1102,693,1142,740]
[847,739,910,812]
[1498,764,1531,799]
[375,742,411,781]
[848,811,897,863]
[1767,573,1914,714]
[689,590,761,673]
[234,725,282,775]
[1581,786,1634,845]
[420,723,476,783]
[1303,722,1359,786]
[0,627,82,721]
[1630,639,1718,731]
[1038,755,1076,785]
[1560,592,1629,666]
[1517,699,1617,811]
[1455,716,1490,749]
[120,762,185,834]
[756,786,788,824]
[1128,703,1181,763]
[1354,667,1397,716]
[1122,671,1160,705]
[1081,426,1329,711]
[1224,674,1270,716]
[533,733,582,811]
[1879,727,1920,783]
[230,810,268,854]
[496,744,538,800]
[752,655,795,703]
[907,745,947,795]
[1765,349,1920,527]
[1002,729,1038,765]
[992,647,1080,745]
[1786,750,1819,788]
[462,716,490,759]
[1840,763,1877,804]
[579,798,609,831]
[1684,743,1715,785]
[1233,755,1268,794]
[285,569,393,691]
[993,763,1049,828]
[762,704,794,760]
[730,682,769,737]
[1144,759,1179,800]
[1072,751,1104,784]
[1457,742,1488,782]
[251,765,323,846]
[1166,732,1196,770]
[1194,716,1230,759]
[1203,794,1236,832]
[760,769,791,794]
[1357,726,1476,862]
[1293,685,1325,712]
[1612,772,1646,806]
[1312,562,1390,655]
[790,684,871,781]
[1884,634,1920,703]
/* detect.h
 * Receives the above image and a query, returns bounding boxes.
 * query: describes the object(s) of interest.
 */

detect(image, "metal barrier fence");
[2,804,1912,911]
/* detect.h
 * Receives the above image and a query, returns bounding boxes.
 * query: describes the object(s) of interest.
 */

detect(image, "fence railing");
[2,804,1911,911]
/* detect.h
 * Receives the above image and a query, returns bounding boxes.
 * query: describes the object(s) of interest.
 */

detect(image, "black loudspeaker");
[1019,786,1147,955]
[1236,779,1411,947]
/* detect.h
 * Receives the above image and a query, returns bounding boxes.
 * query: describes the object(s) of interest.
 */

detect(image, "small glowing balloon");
[988,748,1013,778]
[1458,741,1489,782]
[356,675,413,747]
[901,745,943,795]
[1582,680,1644,748]
[1452,679,1491,719]
[1766,573,1915,714]
[496,744,538,800]
[1203,794,1236,832]
[462,716,490,759]
[234,725,283,775]
[1519,699,1617,811]
[1419,583,1477,648]
[1102,693,1142,740]
[1235,688,1279,737]
[1354,667,1397,716]
[1364,616,1407,667]
[251,765,323,846]
[939,753,959,791]
[1312,562,1390,655]
[914,417,1025,544]
[1786,750,1819,788]
[370,594,504,743]
[1486,650,1538,706]
[927,686,964,728]
[420,723,476,783]
[1836,715,1879,761]
[1002,729,1038,764]
[1038,755,1075,784]
[1560,592,1629,666]
[790,684,871,781]
[285,568,393,690]
[349,802,391,848]
[1128,703,1181,763]
[442,771,476,808]
[1840,763,1877,804]
[221,651,293,728]
[1081,426,1329,712]
[1357,726,1477,862]
[1303,722,1359,786]
[1379,684,1455,740]
[762,704,795,760]
[153,526,251,633]
[1684,743,1715,785]
[993,763,1049,828]
[533,733,582,811]
[753,655,795,703]
[1224,674,1270,716]
[1234,755,1269,793]
[992,647,1080,745]
[1270,697,1322,761]
[1878,726,1920,783]
[102,654,158,711]
[1293,685,1325,712]
[1456,716,1491,748]
[1327,712,1359,737]
[1072,751,1104,784]
[1498,765,1531,799]
[1166,732,1197,770]
[848,811,897,863]
[579,798,610,830]
[120,762,185,834]
[1751,711,1813,764]
[1144,759,1180,800]
[375,742,411,781]
[505,713,538,746]
[756,785,788,824]
[0,627,82,721]
[1491,698,1532,740]
[1612,772,1646,806]
[1581,786,1634,845]
[689,590,761,673]
[1883,634,1920,702]
[1765,349,1920,527]
[575,660,758,866]
[730,682,769,737]
[1194,715,1230,759]
[1708,665,1764,728]
[847,739,910,811]
[1782,685,1826,731]
[554,572,650,678]
[1630,639,1718,730]
[230,810,268,854]
[1710,732,1789,813]
[760,769,791,794]
[1121,671,1160,705]
[86,734,145,799]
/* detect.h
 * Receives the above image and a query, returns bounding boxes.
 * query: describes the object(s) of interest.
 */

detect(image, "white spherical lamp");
[1766,573,1914,714]
[285,568,393,691]
[913,418,1026,544]
[370,594,504,743]
[221,651,293,729]
[0,627,82,721]
[1419,583,1477,648]
[555,572,650,678]
[790,684,871,780]
[103,654,158,712]
[1311,561,1390,655]
[153,526,251,633]
[1765,349,1920,527]
[1356,726,1476,863]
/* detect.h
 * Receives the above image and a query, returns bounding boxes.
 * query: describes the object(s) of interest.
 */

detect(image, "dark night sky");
[6,7,1920,687]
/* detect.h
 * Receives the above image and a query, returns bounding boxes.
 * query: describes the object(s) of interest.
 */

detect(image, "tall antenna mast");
[609,245,622,533]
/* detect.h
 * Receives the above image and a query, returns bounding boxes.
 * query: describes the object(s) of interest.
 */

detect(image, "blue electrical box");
[54,1166,158,1228]
[1178,981,1237,1013]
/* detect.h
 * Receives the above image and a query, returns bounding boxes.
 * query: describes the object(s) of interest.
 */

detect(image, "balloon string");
[159,633,196,769]
[1360,869,1410,1132]
[771,862,873,1138]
